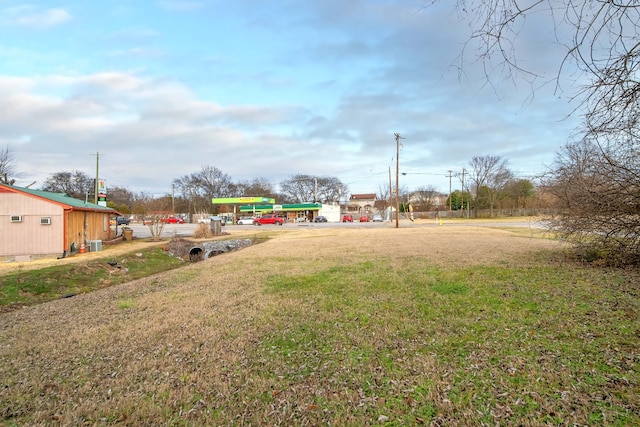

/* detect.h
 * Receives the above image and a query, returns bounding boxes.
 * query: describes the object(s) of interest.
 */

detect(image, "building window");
[40,217,52,225]
[10,215,23,222]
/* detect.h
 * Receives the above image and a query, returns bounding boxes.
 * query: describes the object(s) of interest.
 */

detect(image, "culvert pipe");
[188,246,204,262]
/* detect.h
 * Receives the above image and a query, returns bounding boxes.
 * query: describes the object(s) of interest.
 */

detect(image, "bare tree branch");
[0,145,17,184]
[430,0,640,263]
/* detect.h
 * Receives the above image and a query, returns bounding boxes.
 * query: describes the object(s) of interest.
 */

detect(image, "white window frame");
[40,217,52,225]
[10,215,23,223]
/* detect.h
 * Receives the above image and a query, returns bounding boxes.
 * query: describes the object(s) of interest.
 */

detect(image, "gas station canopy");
[211,197,276,204]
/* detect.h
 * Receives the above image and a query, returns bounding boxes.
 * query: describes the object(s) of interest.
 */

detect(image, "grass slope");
[0,246,185,311]
[0,226,638,426]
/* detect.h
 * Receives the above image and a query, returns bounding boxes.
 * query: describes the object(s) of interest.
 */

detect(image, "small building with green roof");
[0,183,118,261]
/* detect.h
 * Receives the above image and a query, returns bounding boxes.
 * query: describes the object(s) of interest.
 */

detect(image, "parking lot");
[112,217,544,240]
[113,219,396,239]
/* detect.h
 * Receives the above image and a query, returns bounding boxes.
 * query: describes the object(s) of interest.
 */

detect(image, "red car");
[342,215,353,222]
[161,216,185,224]
[254,214,285,226]
[359,215,370,222]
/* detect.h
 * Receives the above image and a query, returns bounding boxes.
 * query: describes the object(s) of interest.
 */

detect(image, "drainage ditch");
[168,238,260,262]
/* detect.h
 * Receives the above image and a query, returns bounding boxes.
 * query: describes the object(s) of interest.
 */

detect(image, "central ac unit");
[89,240,102,252]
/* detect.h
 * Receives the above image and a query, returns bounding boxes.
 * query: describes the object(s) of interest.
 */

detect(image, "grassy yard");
[0,225,638,426]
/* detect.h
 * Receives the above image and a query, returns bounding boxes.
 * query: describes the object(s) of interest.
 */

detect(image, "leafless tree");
[427,1,640,263]
[375,183,392,213]
[173,166,234,213]
[411,185,441,211]
[107,186,143,214]
[41,170,93,200]
[232,177,277,199]
[432,1,640,98]
[567,8,640,263]
[468,155,512,217]
[139,196,171,241]
[546,137,640,264]
[279,175,346,204]
[0,145,17,185]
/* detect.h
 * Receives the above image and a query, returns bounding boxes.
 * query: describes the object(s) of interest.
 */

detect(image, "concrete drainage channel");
[180,238,258,262]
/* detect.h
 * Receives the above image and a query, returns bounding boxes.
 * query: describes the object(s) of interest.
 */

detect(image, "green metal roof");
[5,185,116,213]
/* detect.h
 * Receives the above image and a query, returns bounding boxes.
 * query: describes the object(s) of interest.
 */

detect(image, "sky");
[0,0,583,198]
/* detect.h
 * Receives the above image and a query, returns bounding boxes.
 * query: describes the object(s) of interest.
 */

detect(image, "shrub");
[193,223,212,239]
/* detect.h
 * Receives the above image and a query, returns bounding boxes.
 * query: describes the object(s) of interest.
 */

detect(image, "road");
[114,217,546,239]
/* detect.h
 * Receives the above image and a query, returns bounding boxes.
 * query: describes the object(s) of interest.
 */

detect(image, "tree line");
[1,163,350,218]
[372,155,537,215]
[2,147,536,217]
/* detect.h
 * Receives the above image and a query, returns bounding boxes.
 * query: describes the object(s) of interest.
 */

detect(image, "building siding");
[1,190,115,259]
[66,211,112,252]
[0,193,64,256]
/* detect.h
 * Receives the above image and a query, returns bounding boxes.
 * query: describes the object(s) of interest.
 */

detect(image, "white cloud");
[1,5,71,29]
[3,71,346,193]
[157,1,206,12]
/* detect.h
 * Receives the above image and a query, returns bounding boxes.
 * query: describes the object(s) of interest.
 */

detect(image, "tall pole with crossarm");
[94,152,100,204]
[394,133,403,229]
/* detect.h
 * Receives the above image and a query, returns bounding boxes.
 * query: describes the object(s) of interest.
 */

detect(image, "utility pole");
[448,170,453,215]
[93,152,101,204]
[461,168,466,219]
[388,167,393,221]
[394,133,403,229]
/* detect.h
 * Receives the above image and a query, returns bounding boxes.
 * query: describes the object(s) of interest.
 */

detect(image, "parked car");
[197,216,211,224]
[372,214,383,222]
[237,216,255,225]
[142,217,154,225]
[314,216,328,223]
[116,216,130,225]
[342,215,353,222]
[254,214,285,226]
[359,215,370,222]
[161,216,185,224]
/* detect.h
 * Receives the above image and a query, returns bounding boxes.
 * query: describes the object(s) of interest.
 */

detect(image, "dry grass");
[0,224,637,426]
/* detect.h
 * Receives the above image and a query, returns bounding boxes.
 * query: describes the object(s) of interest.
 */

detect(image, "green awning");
[239,203,322,213]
